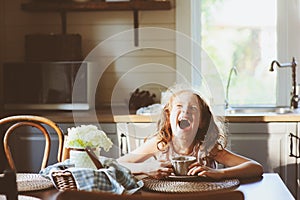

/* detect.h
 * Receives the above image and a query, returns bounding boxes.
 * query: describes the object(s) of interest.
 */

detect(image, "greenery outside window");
[201,0,277,107]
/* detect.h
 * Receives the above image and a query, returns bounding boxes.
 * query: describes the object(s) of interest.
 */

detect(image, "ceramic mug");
[171,156,196,176]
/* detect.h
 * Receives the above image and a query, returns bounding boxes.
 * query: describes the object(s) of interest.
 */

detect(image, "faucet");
[270,57,298,109]
[225,66,238,109]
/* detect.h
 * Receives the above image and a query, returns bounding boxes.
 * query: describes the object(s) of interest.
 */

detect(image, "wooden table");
[21,173,295,200]
[237,173,295,200]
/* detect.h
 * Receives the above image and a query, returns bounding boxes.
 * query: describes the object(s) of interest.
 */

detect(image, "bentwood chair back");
[1,115,64,171]
[56,189,244,200]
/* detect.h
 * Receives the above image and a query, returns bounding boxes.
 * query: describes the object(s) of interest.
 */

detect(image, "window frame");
[176,0,300,108]
[276,0,300,107]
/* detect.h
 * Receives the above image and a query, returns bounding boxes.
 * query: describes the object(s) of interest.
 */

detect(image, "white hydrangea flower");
[65,125,113,151]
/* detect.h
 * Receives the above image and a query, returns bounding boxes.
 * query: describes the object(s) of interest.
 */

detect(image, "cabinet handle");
[120,133,129,156]
[289,133,300,158]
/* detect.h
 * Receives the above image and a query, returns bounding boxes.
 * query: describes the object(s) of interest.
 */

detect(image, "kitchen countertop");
[2,109,300,123]
[224,112,300,122]
[0,110,160,123]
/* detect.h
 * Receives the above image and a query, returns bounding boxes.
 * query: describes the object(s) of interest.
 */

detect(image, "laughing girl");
[117,89,263,180]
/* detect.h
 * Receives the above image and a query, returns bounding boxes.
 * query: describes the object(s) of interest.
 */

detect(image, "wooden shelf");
[21,0,172,46]
[21,1,171,12]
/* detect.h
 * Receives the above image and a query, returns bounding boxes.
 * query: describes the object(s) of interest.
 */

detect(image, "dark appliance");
[3,61,89,110]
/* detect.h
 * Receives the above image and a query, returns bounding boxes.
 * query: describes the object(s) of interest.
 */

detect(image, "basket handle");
[85,146,103,169]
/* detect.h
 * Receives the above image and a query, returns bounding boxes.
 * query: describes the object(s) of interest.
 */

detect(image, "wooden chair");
[0,169,18,200]
[1,115,64,171]
[56,189,244,200]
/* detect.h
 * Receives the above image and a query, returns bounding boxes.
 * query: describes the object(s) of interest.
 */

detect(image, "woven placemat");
[142,177,240,193]
[0,194,41,200]
[17,173,53,192]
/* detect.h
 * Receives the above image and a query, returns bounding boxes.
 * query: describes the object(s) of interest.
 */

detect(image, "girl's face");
[169,91,201,143]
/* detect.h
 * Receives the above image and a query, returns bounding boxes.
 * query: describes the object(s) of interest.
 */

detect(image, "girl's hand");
[187,162,225,180]
[145,160,174,179]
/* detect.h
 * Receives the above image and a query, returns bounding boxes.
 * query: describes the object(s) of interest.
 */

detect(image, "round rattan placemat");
[0,195,41,200]
[17,173,53,192]
[142,177,240,193]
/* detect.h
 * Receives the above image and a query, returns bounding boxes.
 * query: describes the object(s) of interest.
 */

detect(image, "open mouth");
[179,119,190,129]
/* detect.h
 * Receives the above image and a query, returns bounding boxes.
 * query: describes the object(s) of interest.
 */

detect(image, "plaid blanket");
[39,157,143,194]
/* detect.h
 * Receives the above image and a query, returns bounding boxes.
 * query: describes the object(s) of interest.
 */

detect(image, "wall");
[0,0,4,108]
[0,0,176,110]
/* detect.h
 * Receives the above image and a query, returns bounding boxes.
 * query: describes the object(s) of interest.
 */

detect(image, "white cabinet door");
[117,123,157,156]
[228,122,297,198]
[228,123,273,172]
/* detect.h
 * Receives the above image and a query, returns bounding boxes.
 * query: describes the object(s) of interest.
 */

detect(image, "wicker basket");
[51,171,77,191]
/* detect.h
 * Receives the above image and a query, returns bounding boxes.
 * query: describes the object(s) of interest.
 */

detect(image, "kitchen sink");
[225,107,292,115]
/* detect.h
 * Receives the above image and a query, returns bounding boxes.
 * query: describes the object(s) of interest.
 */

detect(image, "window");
[201,0,277,107]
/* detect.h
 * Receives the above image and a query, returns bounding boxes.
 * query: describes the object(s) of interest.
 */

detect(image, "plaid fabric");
[39,157,143,194]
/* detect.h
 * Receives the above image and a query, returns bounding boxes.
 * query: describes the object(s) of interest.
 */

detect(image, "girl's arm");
[117,137,174,179]
[188,145,263,179]
[213,148,263,179]
[117,136,158,163]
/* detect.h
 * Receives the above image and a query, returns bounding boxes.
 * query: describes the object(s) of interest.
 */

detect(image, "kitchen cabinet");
[117,122,157,156]
[227,122,298,199]
[21,0,172,46]
[296,123,300,200]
